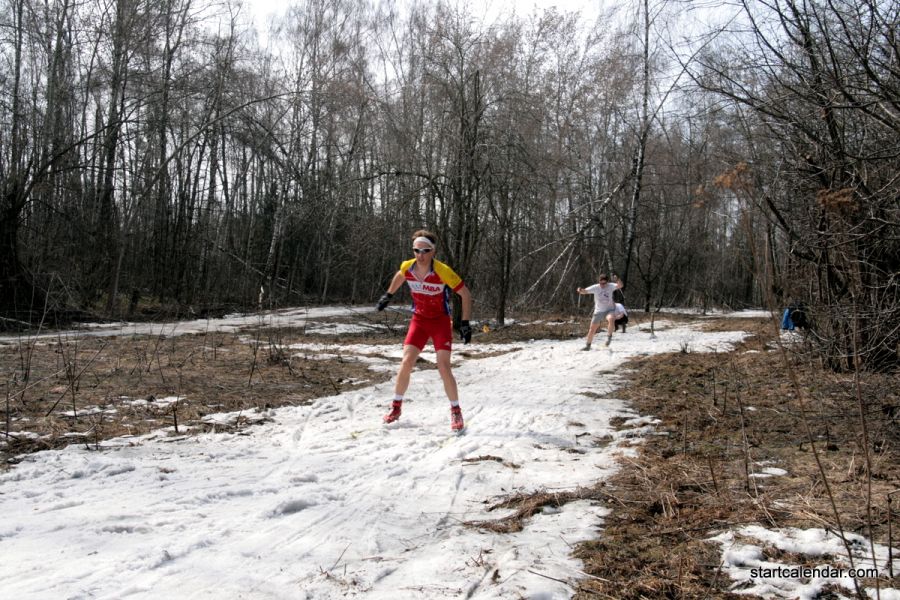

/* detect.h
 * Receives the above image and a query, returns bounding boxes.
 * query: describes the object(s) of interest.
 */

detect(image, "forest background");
[0,0,897,371]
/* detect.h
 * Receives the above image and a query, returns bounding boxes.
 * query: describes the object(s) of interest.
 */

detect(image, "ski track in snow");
[1,315,752,599]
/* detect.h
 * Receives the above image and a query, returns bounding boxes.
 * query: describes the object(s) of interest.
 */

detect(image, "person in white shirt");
[576,273,623,349]
[613,303,628,333]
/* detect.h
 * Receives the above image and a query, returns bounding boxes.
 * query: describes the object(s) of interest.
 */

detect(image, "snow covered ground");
[0,306,774,347]
[1,309,896,599]
[0,305,384,345]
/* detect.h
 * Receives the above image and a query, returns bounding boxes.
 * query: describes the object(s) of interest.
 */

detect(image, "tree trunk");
[622,0,651,287]
[0,0,43,320]
[0,204,24,315]
[100,0,133,316]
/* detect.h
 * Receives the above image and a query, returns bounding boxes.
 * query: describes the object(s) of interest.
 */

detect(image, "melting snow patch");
[200,408,269,428]
[4,431,41,440]
[60,406,117,418]
[710,526,899,598]
[622,416,661,428]
[664,308,772,319]
[304,322,387,335]
[121,396,183,408]
[749,467,788,478]
[292,352,341,361]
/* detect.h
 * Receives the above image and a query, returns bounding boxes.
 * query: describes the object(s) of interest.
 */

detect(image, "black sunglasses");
[413,248,433,254]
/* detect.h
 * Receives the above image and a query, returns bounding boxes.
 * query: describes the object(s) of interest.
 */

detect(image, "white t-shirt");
[585,283,618,313]
[614,303,627,319]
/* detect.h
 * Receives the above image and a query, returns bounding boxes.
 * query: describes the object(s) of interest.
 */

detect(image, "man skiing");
[577,273,623,350]
[375,230,473,432]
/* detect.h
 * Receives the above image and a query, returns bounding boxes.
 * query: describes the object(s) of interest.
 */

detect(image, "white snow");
[711,526,900,599]
[663,308,774,319]
[5,307,888,599]
[120,396,184,408]
[0,305,382,345]
[749,466,788,478]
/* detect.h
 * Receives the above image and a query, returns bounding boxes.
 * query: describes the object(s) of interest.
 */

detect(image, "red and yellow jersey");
[400,259,464,319]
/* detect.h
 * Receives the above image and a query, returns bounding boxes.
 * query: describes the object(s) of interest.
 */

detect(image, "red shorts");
[404,316,453,352]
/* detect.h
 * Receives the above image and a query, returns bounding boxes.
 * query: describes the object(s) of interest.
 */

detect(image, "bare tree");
[0,0,771,327]
[693,0,900,370]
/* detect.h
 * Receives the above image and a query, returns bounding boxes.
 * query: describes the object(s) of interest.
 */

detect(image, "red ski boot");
[383,400,402,424]
[450,406,465,432]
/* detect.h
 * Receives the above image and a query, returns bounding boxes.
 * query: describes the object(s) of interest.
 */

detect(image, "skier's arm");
[376,271,406,310]
[386,270,406,295]
[456,284,472,321]
[455,285,473,344]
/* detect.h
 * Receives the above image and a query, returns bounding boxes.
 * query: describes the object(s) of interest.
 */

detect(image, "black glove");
[376,292,393,311]
[458,320,472,344]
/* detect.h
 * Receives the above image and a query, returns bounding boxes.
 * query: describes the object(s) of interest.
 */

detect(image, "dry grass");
[571,317,900,598]
[466,487,601,534]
